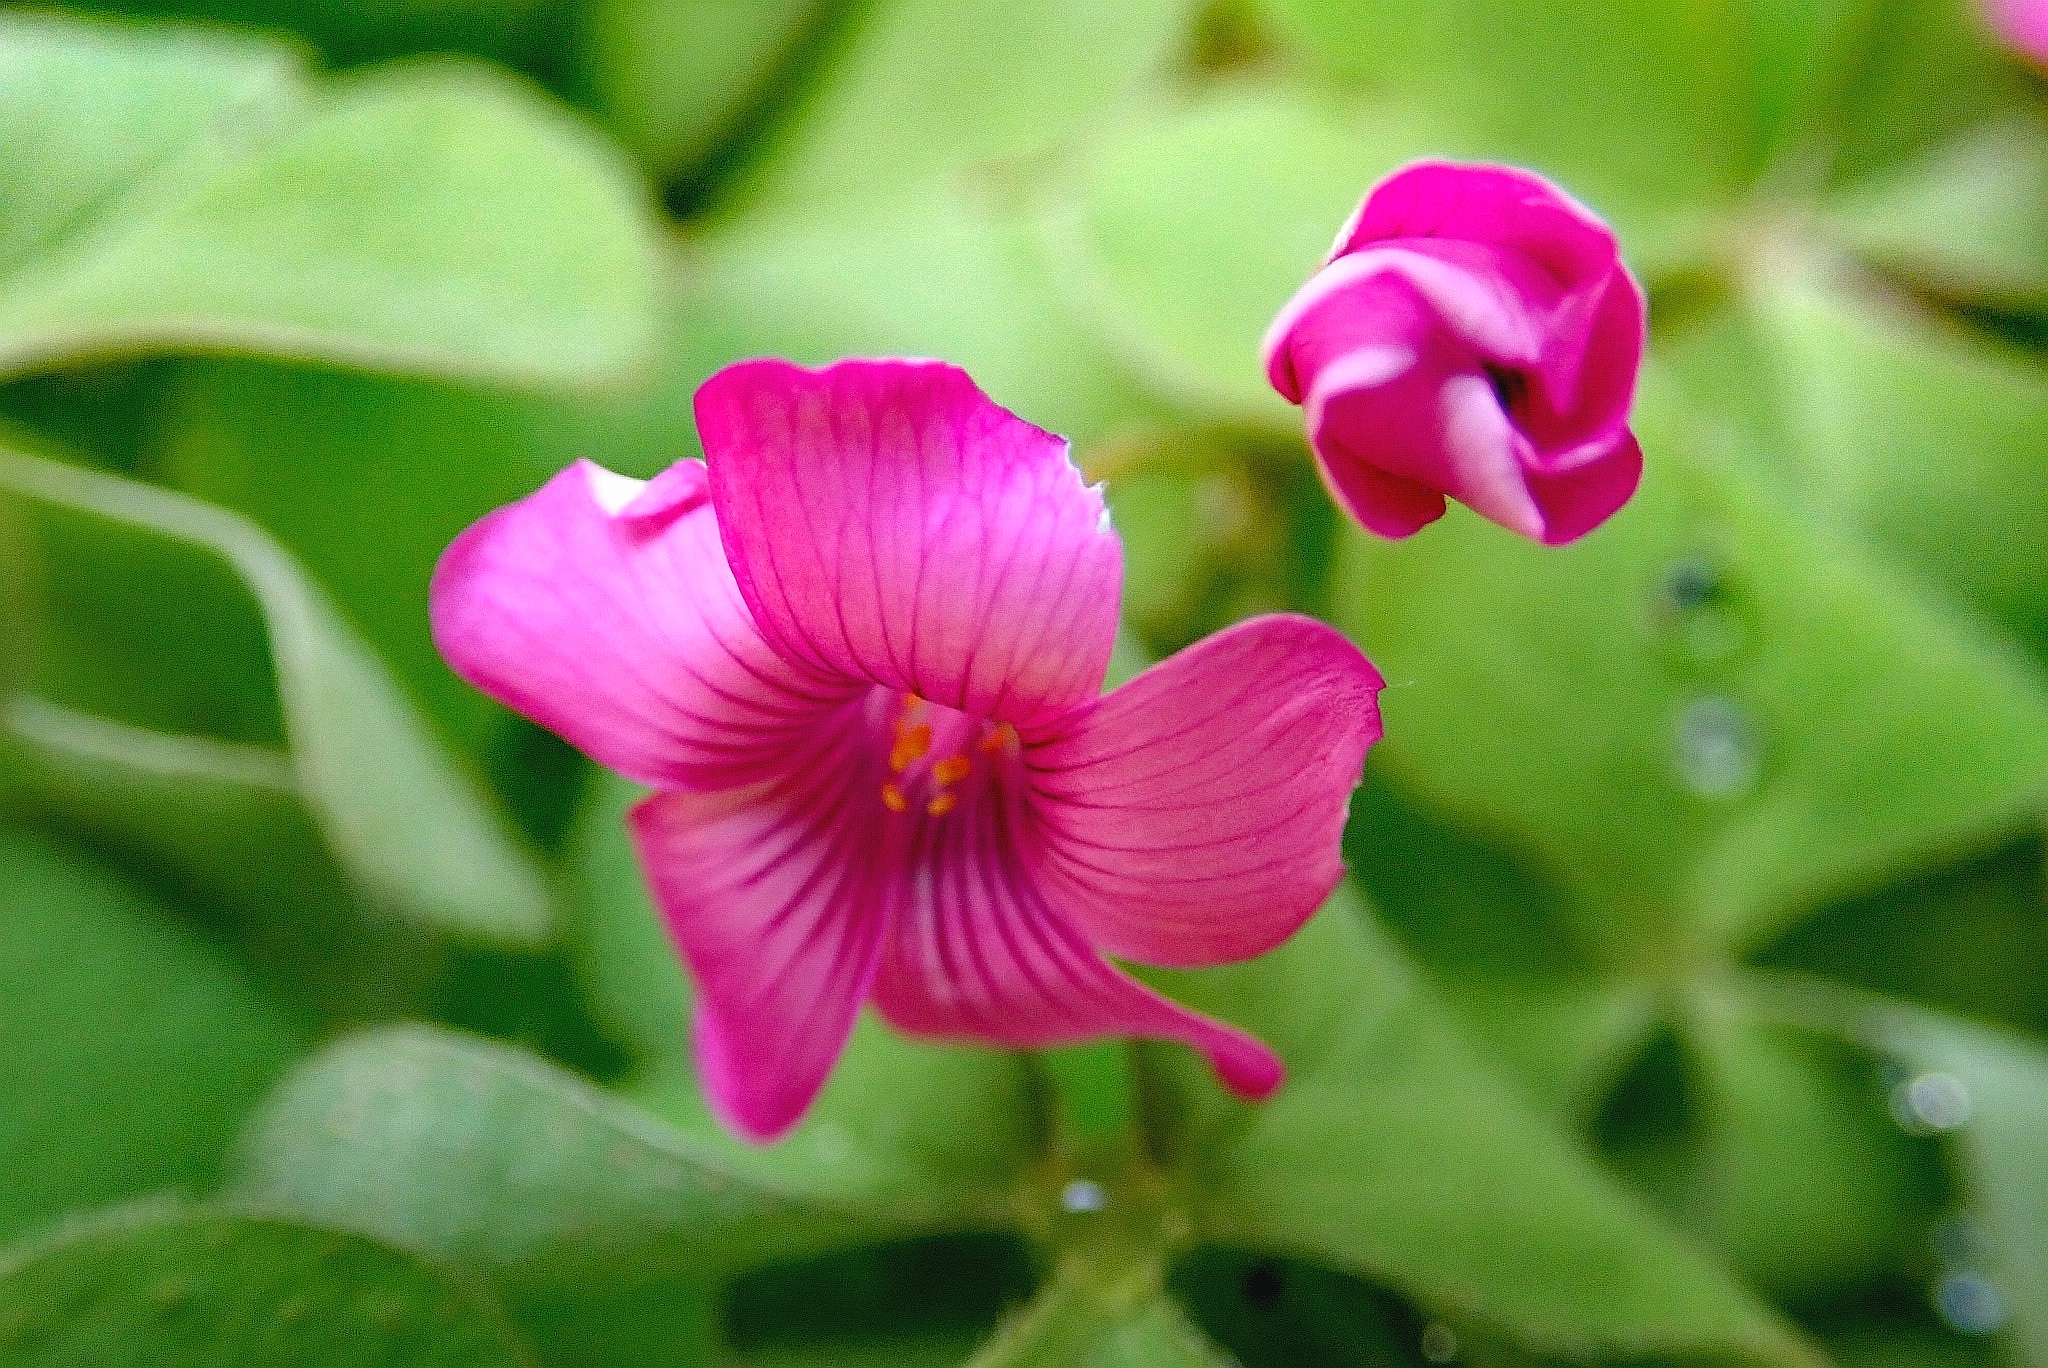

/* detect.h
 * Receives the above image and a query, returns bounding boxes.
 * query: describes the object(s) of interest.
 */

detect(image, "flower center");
[874,692,1018,818]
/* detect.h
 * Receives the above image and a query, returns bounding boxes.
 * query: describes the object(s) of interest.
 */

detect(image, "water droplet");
[1655,556,1747,663]
[1060,1179,1108,1214]
[1892,1072,1972,1133]
[1936,1271,2008,1334]
[1674,696,1760,798]
[1421,1322,1460,1363]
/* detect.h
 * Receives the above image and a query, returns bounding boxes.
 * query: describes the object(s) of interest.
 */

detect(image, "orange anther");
[881,782,908,813]
[925,792,958,817]
[931,754,972,787]
[978,723,1018,754]
[889,723,932,772]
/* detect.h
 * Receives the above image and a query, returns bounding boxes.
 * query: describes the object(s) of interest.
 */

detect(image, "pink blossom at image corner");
[429,357,1386,1143]
[1986,0,2048,66]
[1263,161,1647,547]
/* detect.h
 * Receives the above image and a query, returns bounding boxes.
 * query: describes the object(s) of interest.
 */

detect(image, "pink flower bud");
[1264,162,1646,546]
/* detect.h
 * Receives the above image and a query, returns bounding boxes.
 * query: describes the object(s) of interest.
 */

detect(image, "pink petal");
[697,358,1122,725]
[1525,429,1644,547]
[1299,161,1645,460]
[1305,309,1548,542]
[1027,615,1383,969]
[430,460,844,790]
[631,722,888,1142]
[1335,161,1621,298]
[869,782,1282,1098]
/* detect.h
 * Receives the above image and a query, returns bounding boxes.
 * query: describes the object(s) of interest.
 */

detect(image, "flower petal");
[1027,615,1383,968]
[630,722,888,1142]
[870,785,1282,1098]
[697,358,1122,724]
[430,459,842,791]
[1524,429,1645,547]
[1334,161,1621,297]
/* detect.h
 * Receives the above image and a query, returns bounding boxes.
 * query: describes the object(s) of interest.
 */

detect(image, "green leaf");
[0,15,661,387]
[1049,86,1440,423]
[0,826,305,1242]
[1758,277,2048,657]
[968,1268,1236,1368]
[1254,0,1760,236]
[0,694,438,1021]
[0,1202,534,1367]
[57,0,558,69]
[1143,889,1817,1367]
[152,326,702,751]
[0,442,550,946]
[724,0,1191,213]
[690,188,1157,449]
[1330,386,2048,961]
[1827,0,2030,186]
[1678,1002,1932,1297]
[234,1024,897,1283]
[568,0,822,186]
[1874,1008,2048,1368]
[1832,115,2048,311]
[0,13,306,276]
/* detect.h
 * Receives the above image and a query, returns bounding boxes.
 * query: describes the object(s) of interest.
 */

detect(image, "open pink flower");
[1986,0,2048,65]
[432,358,1384,1141]
[1264,162,1645,546]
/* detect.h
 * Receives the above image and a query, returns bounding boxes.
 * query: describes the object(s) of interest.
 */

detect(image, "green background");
[1,0,2046,1363]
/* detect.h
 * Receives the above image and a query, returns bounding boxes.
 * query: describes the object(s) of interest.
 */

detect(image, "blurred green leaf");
[0,13,306,275]
[0,15,661,387]
[0,443,551,946]
[726,0,1191,212]
[234,1024,890,1283]
[569,0,822,187]
[1254,0,1760,238]
[1832,115,2048,311]
[1105,435,1337,655]
[1678,1005,1930,1296]
[1877,1008,2048,1368]
[691,187,1158,448]
[0,1202,534,1367]
[0,825,305,1242]
[1827,0,2030,186]
[1144,889,1817,1367]
[0,694,437,1022]
[1347,776,1656,1119]
[153,332,700,752]
[1332,388,2048,960]
[968,1268,1237,1367]
[1759,277,2048,657]
[56,0,556,69]
[1050,86,1437,422]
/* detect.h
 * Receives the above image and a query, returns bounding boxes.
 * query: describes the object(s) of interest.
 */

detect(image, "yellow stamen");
[931,754,972,787]
[889,723,933,772]
[881,782,908,813]
[925,792,958,817]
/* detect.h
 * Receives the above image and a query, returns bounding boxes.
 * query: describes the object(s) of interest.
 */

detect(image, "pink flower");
[432,358,1384,1141]
[1986,0,2048,65]
[1264,162,1646,546]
